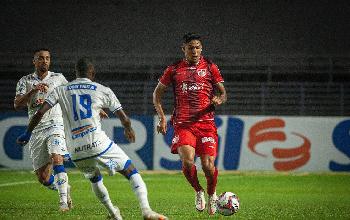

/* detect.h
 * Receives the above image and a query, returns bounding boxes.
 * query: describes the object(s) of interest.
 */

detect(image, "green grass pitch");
[0,170,350,220]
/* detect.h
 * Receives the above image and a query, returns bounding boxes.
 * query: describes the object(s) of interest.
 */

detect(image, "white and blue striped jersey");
[45,78,122,161]
[15,71,67,130]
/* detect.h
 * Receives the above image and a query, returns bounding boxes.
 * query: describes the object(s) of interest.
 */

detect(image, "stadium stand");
[1,0,349,116]
[1,53,349,116]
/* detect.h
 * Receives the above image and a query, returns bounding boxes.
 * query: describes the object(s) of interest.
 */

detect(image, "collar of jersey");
[32,71,52,81]
[75,78,92,82]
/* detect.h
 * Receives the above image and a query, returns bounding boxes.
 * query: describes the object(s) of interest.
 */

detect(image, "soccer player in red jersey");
[153,33,227,215]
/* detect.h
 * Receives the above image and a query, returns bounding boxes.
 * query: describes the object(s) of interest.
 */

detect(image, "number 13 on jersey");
[71,94,92,121]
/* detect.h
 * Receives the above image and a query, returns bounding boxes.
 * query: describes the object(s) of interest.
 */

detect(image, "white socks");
[55,172,68,205]
[129,173,151,211]
[90,172,151,217]
[91,179,117,216]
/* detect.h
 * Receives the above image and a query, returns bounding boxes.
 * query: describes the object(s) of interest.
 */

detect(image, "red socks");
[205,168,218,195]
[182,164,203,192]
[183,164,218,195]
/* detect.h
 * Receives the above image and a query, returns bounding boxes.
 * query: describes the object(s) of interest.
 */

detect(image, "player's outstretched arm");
[16,101,52,145]
[114,109,135,143]
[153,82,167,135]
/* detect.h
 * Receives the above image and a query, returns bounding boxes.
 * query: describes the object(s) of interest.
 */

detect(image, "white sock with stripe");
[129,173,150,212]
[90,176,117,216]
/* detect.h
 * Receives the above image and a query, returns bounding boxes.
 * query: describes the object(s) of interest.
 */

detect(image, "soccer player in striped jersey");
[153,33,227,215]
[14,48,72,212]
[17,57,168,220]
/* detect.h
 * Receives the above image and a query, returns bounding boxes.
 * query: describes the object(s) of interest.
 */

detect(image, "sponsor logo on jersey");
[181,82,204,93]
[172,135,179,144]
[74,140,101,153]
[30,84,46,108]
[71,124,97,139]
[197,69,207,77]
[201,137,216,144]
[67,84,97,91]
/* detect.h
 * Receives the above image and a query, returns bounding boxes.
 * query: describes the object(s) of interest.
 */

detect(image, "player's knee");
[125,168,138,179]
[36,171,51,184]
[120,160,139,179]
[51,153,64,165]
[181,159,194,170]
[42,174,56,190]
[201,161,215,174]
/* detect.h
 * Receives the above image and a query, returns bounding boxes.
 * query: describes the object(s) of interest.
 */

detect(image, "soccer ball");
[216,192,240,216]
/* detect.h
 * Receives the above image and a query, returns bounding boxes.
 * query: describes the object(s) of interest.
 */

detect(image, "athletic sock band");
[127,168,138,179]
[123,159,132,170]
[53,165,66,174]
[90,174,103,183]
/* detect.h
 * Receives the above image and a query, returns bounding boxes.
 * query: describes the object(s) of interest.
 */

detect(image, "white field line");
[0,176,177,188]
[0,181,37,187]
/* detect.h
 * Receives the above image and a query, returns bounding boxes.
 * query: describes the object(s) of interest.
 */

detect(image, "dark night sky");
[0,0,350,57]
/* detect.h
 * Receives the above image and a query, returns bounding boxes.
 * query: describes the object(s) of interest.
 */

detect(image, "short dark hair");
[75,57,94,77]
[183,33,201,43]
[33,48,50,55]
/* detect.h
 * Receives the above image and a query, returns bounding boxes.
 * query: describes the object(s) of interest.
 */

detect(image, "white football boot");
[107,206,122,220]
[195,190,206,212]
[59,202,69,212]
[142,208,168,220]
[208,192,218,215]
[59,184,72,212]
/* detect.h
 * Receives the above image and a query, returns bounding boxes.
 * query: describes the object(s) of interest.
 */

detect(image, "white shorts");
[73,142,130,179]
[29,124,68,171]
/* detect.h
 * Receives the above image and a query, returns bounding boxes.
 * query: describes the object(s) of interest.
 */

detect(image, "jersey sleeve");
[60,74,68,85]
[103,87,122,113]
[45,87,60,107]
[211,63,224,84]
[159,65,175,86]
[15,77,27,96]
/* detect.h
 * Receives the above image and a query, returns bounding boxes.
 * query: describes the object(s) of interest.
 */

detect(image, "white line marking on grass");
[0,181,36,187]
[0,174,182,188]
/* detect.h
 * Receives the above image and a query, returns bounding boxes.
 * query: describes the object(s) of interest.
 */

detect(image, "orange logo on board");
[248,118,311,171]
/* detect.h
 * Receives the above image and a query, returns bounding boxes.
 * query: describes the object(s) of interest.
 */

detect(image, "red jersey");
[159,56,224,124]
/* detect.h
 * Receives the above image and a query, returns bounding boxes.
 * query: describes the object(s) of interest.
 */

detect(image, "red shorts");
[171,120,218,156]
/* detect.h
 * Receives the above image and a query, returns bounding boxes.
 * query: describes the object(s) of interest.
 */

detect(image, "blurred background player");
[14,48,72,211]
[153,33,227,215]
[17,57,168,220]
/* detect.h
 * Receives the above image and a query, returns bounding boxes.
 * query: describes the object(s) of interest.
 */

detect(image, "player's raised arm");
[153,82,167,135]
[113,109,135,143]
[16,101,53,145]
[14,83,48,110]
